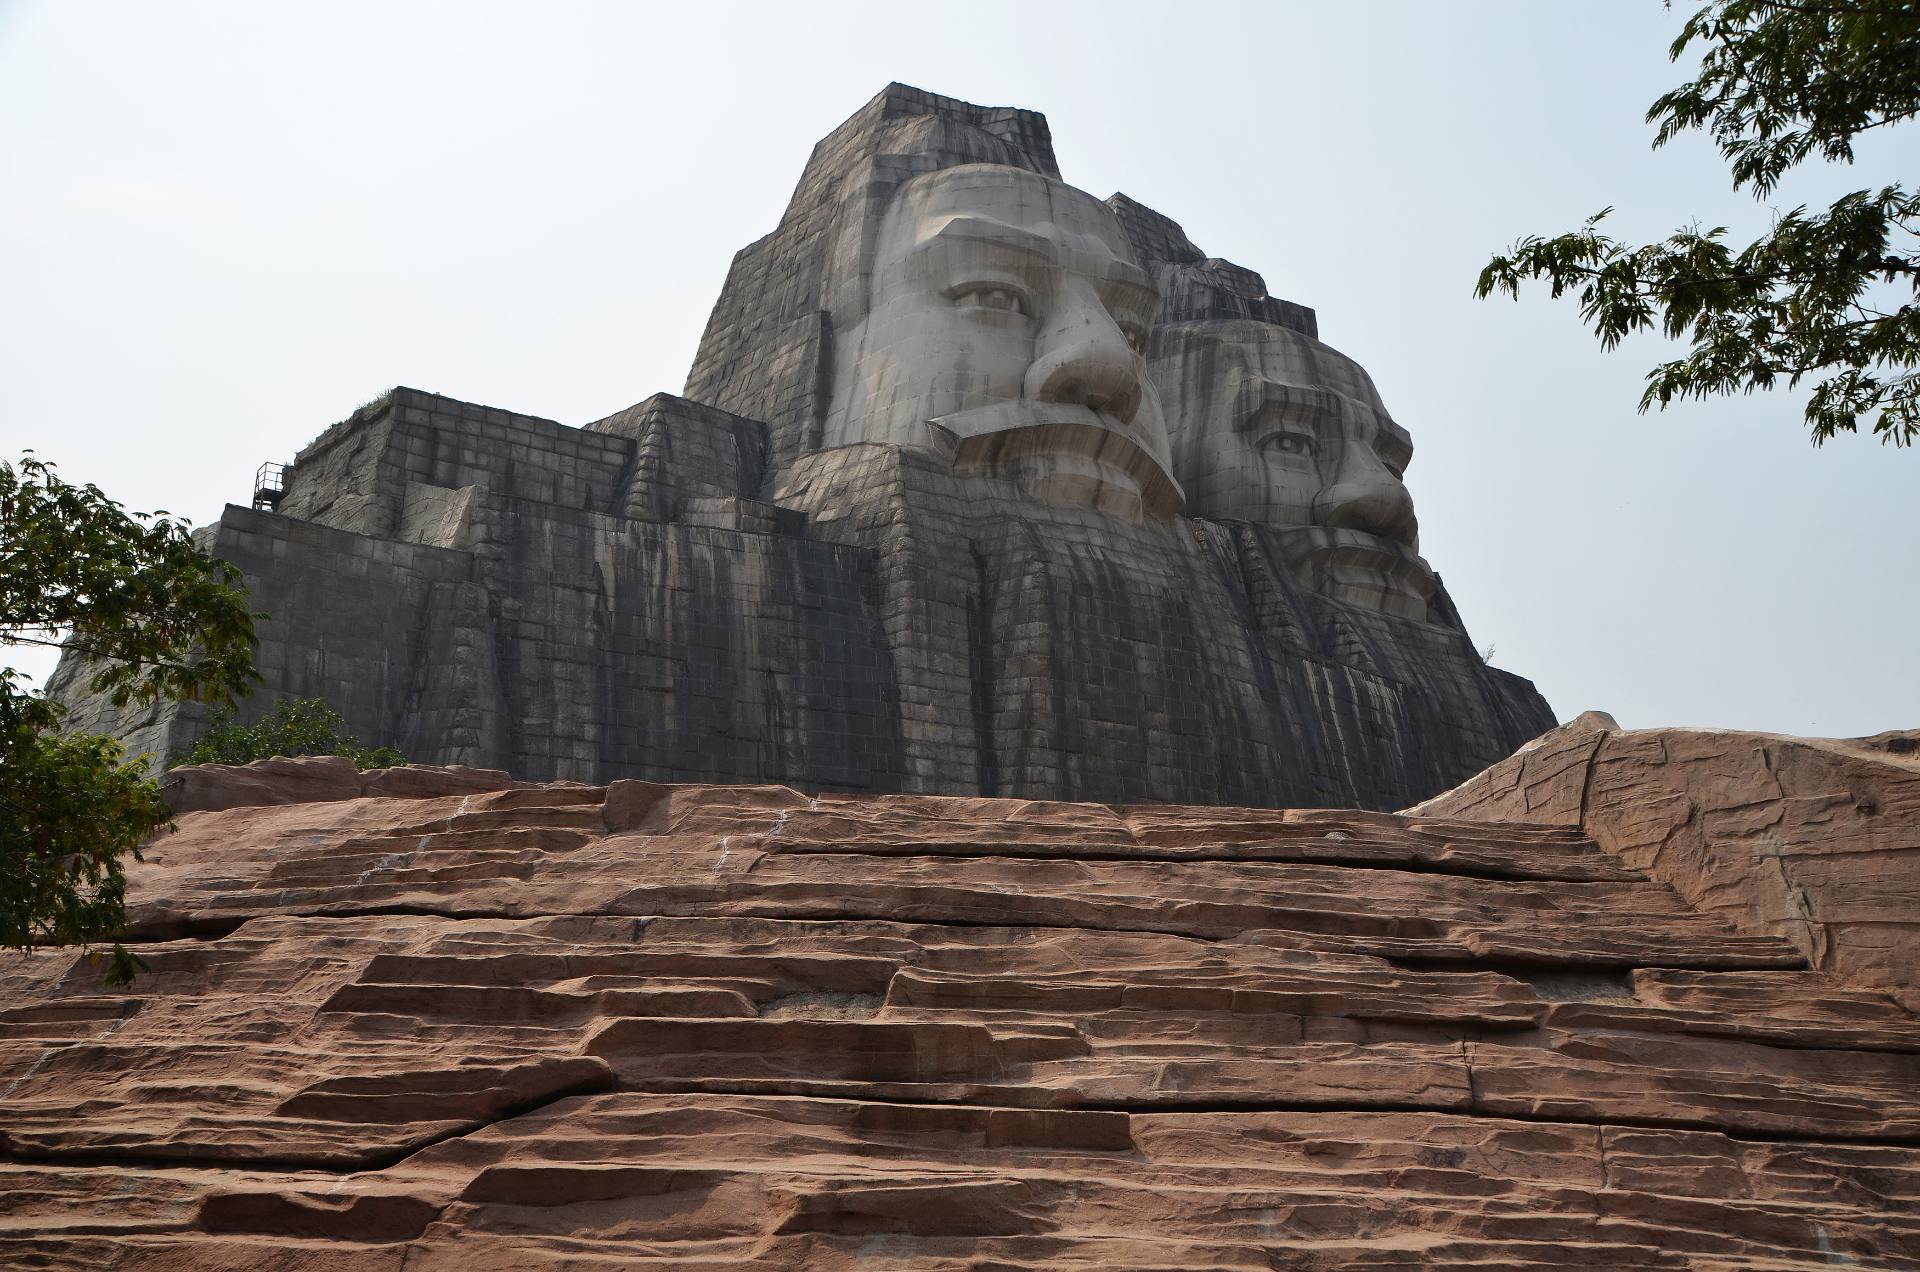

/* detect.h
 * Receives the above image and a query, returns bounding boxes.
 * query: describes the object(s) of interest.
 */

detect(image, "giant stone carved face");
[822,164,1181,521]
[1153,320,1438,620]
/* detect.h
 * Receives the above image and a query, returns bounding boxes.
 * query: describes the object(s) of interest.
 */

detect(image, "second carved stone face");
[1152,320,1438,620]
[823,164,1181,520]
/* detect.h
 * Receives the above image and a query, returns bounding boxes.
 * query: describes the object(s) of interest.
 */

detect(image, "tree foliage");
[1478,0,1920,445]
[1,453,259,982]
[0,680,169,985]
[175,698,404,771]
[3,454,258,704]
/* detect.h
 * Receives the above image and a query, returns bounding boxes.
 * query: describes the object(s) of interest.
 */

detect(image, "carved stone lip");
[926,403,1186,521]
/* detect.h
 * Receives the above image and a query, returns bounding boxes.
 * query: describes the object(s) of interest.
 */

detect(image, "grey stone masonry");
[53,389,902,791]
[277,388,634,538]
[51,84,1554,809]
[1106,194,1320,337]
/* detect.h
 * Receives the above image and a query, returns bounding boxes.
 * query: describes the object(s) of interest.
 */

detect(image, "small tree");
[175,697,404,771]
[0,682,171,985]
[1478,1,1920,445]
[2,453,259,982]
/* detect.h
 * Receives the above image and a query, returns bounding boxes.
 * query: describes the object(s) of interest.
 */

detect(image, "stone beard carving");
[1153,319,1438,620]
[823,164,1182,522]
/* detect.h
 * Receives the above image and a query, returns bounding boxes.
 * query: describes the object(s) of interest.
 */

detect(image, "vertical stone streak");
[966,541,998,798]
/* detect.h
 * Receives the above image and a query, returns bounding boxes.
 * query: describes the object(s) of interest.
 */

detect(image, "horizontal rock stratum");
[1413,714,1920,1014]
[6,752,1920,1268]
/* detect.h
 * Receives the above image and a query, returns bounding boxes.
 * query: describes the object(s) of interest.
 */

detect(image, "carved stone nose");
[1315,452,1418,547]
[1024,288,1143,424]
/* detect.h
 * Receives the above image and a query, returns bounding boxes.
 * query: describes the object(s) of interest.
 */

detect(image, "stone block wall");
[479,502,900,788]
[585,393,769,522]
[1106,194,1319,336]
[46,505,477,766]
[277,388,634,538]
[53,398,905,791]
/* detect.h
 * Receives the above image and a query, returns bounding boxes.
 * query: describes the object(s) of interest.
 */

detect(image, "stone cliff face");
[46,84,1554,809]
[5,757,1920,1267]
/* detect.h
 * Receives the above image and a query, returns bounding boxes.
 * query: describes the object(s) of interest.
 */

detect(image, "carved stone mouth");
[926,403,1185,522]
[1271,525,1438,622]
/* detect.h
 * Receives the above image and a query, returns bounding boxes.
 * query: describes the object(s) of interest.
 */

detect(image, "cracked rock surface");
[6,756,1920,1268]
[1413,719,1920,1013]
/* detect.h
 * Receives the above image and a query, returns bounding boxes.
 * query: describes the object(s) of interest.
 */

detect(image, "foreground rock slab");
[1413,716,1920,1012]
[5,760,1920,1268]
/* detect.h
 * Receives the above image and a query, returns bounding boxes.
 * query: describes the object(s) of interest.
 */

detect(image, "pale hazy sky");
[2,1,1913,737]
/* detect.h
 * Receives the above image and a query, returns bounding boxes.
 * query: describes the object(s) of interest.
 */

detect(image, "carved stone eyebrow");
[1376,414,1415,465]
[914,215,1058,268]
[915,215,1156,310]
[1084,254,1152,294]
[1097,273,1159,325]
[1232,376,1345,435]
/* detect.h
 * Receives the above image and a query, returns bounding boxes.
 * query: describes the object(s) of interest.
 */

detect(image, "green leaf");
[1478,2,1920,446]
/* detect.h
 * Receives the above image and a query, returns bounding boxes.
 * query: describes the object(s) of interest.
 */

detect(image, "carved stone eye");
[954,286,1026,315]
[1264,432,1317,458]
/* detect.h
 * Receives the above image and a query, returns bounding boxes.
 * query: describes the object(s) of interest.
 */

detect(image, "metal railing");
[252,461,288,511]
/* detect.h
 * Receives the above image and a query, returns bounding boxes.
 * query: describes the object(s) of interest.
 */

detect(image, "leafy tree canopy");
[0,680,170,985]
[3,454,257,704]
[175,698,404,771]
[2,453,259,983]
[1478,0,1920,445]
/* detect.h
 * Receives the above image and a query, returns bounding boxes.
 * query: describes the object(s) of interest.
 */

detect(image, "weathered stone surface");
[161,756,523,814]
[5,767,1920,1266]
[1412,717,1920,1012]
[47,83,1552,811]
[48,394,908,794]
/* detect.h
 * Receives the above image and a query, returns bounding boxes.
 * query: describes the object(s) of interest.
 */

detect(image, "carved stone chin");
[823,163,1178,520]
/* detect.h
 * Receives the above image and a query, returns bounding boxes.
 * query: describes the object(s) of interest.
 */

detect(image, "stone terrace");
[5,759,1920,1268]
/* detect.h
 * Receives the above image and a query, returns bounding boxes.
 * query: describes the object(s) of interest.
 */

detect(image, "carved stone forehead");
[879,163,1146,286]
[1186,321,1411,452]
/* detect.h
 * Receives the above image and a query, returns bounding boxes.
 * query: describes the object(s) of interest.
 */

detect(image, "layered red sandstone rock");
[1412,715,1920,1012]
[4,757,1920,1267]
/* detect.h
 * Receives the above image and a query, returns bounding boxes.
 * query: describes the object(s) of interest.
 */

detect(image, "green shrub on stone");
[174,698,404,771]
